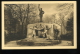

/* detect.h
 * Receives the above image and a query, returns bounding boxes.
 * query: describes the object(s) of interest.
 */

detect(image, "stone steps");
[16,37,60,46]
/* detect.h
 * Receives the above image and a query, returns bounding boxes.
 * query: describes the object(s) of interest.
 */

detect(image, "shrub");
[61,33,73,40]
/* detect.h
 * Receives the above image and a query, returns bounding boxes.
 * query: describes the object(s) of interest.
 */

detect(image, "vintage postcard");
[2,1,77,49]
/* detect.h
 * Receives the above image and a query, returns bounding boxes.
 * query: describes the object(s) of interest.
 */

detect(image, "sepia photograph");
[2,1,77,49]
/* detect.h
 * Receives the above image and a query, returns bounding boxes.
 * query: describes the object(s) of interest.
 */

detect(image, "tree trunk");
[21,22,24,36]
[61,24,62,35]
[26,4,29,37]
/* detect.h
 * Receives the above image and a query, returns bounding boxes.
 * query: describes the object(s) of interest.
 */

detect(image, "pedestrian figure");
[30,26,37,38]
[33,26,37,38]
[43,25,52,40]
[42,28,47,38]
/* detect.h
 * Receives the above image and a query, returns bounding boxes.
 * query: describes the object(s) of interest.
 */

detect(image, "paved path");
[54,40,72,46]
[4,38,72,47]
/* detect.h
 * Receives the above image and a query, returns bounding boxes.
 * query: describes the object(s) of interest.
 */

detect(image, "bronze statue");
[39,7,44,22]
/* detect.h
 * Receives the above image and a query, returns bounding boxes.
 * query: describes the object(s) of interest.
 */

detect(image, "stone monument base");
[16,36,61,46]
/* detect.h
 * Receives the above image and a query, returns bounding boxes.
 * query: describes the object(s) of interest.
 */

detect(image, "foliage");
[61,33,73,40]
[66,18,73,31]
[4,4,39,43]
[61,17,73,40]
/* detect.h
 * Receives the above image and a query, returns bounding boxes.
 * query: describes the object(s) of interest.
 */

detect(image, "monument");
[26,4,54,39]
[16,4,61,46]
[39,8,44,22]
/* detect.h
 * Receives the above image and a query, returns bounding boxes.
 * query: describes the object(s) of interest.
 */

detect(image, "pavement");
[4,38,72,47]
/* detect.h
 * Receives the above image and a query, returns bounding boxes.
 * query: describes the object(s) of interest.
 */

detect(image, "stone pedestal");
[27,23,54,39]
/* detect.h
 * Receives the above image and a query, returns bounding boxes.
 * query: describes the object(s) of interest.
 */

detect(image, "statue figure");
[39,8,44,22]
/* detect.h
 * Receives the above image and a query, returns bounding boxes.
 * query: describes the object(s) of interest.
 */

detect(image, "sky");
[40,4,58,18]
[39,3,73,20]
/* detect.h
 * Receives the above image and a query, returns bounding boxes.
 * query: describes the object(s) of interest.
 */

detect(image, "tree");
[4,4,39,38]
[66,18,73,32]
[4,4,18,34]
[66,17,73,45]
[43,15,55,23]
[27,4,39,24]
[55,3,74,35]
